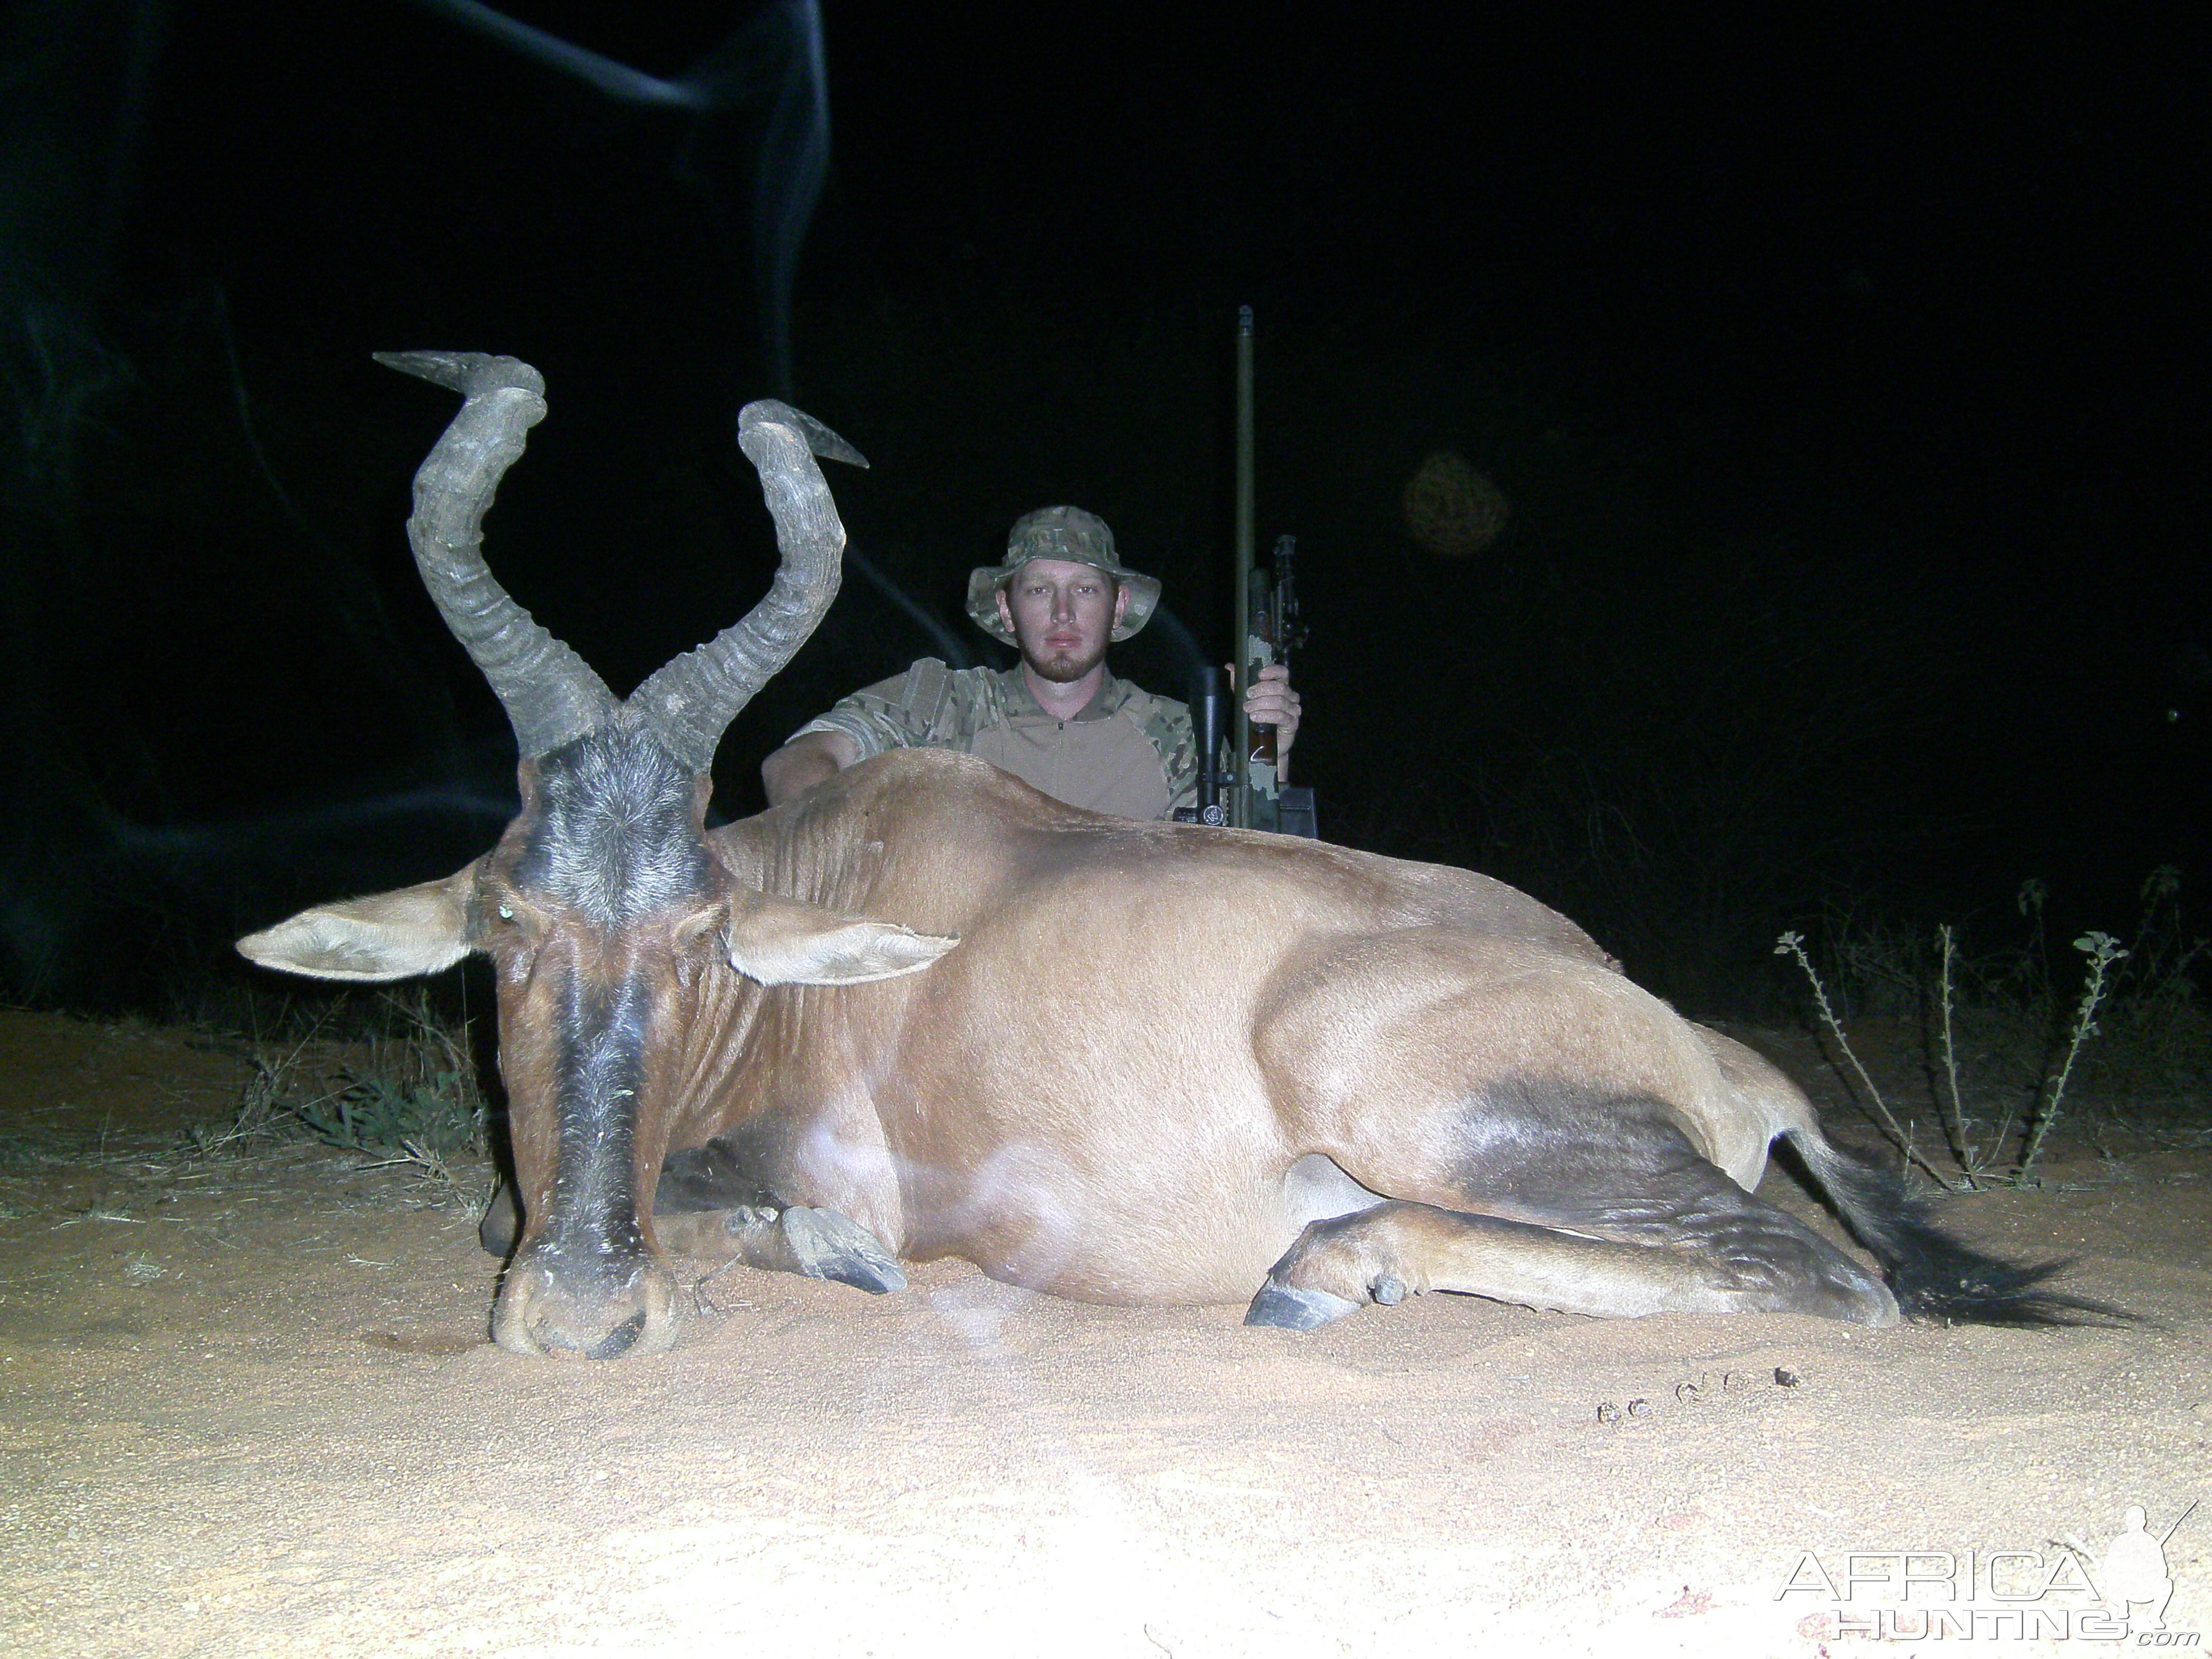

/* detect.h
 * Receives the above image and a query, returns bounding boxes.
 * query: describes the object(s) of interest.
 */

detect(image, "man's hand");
[761,729,860,805]
[1245,662,1302,771]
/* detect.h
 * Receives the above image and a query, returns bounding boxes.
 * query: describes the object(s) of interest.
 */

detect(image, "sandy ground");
[1,1009,2206,1658]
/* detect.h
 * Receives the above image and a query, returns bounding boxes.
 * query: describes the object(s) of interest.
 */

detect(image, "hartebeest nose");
[541,1308,647,1361]
[492,1246,680,1360]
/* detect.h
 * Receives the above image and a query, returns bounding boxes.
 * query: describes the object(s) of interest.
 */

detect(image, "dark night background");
[3,2,2206,1017]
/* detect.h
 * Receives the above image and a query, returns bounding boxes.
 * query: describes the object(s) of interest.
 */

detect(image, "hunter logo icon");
[2078,1501,2189,1635]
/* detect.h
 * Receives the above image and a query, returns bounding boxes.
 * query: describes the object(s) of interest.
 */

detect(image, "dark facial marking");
[496,724,716,1265]
[511,725,714,925]
[540,970,651,1261]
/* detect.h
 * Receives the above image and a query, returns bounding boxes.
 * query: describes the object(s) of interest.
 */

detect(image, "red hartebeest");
[239,354,2091,1360]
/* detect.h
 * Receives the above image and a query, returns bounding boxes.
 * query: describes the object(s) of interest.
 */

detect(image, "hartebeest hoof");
[479,1182,518,1258]
[783,1206,907,1294]
[1244,1281,1361,1330]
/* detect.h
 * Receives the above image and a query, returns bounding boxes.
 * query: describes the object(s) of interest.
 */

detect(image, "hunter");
[761,506,1300,819]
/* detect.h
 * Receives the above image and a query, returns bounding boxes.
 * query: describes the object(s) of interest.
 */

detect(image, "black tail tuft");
[1783,1130,2133,1328]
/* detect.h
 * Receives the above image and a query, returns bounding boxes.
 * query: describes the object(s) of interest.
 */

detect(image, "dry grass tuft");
[187,990,493,1214]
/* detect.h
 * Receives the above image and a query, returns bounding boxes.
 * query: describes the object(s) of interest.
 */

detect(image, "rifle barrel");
[1232,305,1255,828]
[2159,1499,2199,1544]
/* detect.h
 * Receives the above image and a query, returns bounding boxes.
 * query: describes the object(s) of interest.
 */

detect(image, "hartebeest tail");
[1784,1130,2123,1327]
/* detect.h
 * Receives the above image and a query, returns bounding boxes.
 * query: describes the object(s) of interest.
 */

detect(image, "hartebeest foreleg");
[655,1204,906,1295]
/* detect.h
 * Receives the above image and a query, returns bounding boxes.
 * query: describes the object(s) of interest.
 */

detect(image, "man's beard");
[1020,638,1109,684]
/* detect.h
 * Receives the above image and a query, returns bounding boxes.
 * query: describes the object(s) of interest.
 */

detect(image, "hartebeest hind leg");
[1247,1196,1898,1329]
[1251,1093,1900,1329]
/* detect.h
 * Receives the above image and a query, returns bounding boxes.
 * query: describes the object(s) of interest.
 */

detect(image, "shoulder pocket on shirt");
[901,657,952,739]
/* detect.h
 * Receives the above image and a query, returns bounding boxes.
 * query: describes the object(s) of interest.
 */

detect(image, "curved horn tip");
[374,351,546,400]
[738,400,868,469]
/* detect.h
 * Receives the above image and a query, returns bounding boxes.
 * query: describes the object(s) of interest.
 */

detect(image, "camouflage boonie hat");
[966,506,1162,645]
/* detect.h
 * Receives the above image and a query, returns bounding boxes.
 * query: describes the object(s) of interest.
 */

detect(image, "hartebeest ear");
[723,889,958,986]
[237,864,480,982]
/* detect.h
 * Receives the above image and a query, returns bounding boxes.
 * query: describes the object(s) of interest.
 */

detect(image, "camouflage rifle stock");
[1241,533,1318,837]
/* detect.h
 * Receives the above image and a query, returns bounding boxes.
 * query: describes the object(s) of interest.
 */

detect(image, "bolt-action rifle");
[1177,305,1320,837]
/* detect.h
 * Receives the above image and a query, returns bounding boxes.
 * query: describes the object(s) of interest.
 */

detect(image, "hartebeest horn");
[376,351,620,759]
[627,400,866,773]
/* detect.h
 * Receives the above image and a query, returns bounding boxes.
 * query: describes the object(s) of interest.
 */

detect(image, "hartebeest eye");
[479,891,533,934]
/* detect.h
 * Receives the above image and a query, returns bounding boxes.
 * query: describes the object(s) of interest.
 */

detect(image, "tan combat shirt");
[792,660,1197,820]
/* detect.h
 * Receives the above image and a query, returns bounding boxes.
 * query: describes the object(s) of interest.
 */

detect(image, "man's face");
[997,558,1129,684]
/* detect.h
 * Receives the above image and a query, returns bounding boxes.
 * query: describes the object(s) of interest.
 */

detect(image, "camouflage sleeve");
[1153,696,1198,816]
[788,659,950,760]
